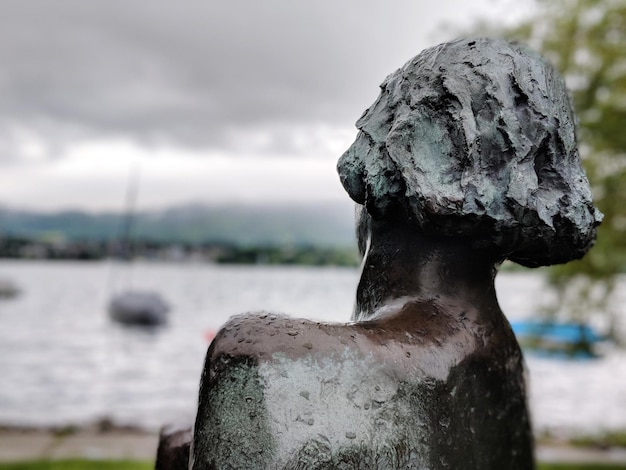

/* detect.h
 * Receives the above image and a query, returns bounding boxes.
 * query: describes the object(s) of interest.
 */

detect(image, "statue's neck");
[354,219,502,321]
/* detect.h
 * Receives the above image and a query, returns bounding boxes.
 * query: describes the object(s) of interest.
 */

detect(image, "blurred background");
[0,0,625,466]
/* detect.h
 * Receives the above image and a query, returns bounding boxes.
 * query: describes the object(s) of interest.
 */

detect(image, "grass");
[0,461,153,470]
[539,466,626,470]
[1,462,626,470]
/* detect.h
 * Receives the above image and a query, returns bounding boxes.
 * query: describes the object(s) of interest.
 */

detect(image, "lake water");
[1,260,625,437]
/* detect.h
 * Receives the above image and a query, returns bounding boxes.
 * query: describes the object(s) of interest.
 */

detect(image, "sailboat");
[109,289,169,326]
[0,279,20,299]
[107,163,170,326]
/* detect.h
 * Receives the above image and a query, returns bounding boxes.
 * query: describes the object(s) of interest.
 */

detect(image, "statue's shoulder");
[207,311,347,365]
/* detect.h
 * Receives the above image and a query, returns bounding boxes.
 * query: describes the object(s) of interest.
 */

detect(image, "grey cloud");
[0,0,502,160]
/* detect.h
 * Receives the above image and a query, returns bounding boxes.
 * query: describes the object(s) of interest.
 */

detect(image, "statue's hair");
[338,37,602,267]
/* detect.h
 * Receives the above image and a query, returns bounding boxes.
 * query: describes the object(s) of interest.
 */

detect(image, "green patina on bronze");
[338,38,601,267]
[191,355,275,469]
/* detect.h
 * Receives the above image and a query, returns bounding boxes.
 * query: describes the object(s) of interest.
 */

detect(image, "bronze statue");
[190,38,601,469]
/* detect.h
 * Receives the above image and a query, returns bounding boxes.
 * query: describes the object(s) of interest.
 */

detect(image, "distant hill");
[0,202,357,248]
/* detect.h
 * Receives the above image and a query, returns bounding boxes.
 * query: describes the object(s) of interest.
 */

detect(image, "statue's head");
[338,38,602,267]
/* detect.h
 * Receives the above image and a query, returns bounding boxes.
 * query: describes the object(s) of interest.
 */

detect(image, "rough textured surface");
[191,355,276,469]
[337,37,602,267]
[155,424,191,470]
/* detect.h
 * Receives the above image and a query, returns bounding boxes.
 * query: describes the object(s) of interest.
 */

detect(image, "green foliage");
[493,0,626,329]
[571,431,626,449]
[539,466,626,470]
[0,461,623,470]
[0,461,152,470]
[215,245,359,267]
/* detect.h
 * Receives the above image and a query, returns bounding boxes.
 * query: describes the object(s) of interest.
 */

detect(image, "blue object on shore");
[510,319,605,359]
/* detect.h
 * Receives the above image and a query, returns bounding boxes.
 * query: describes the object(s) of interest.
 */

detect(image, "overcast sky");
[0,0,533,212]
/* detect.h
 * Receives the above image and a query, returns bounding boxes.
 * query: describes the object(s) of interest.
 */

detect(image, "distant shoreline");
[0,419,157,436]
[0,236,359,266]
